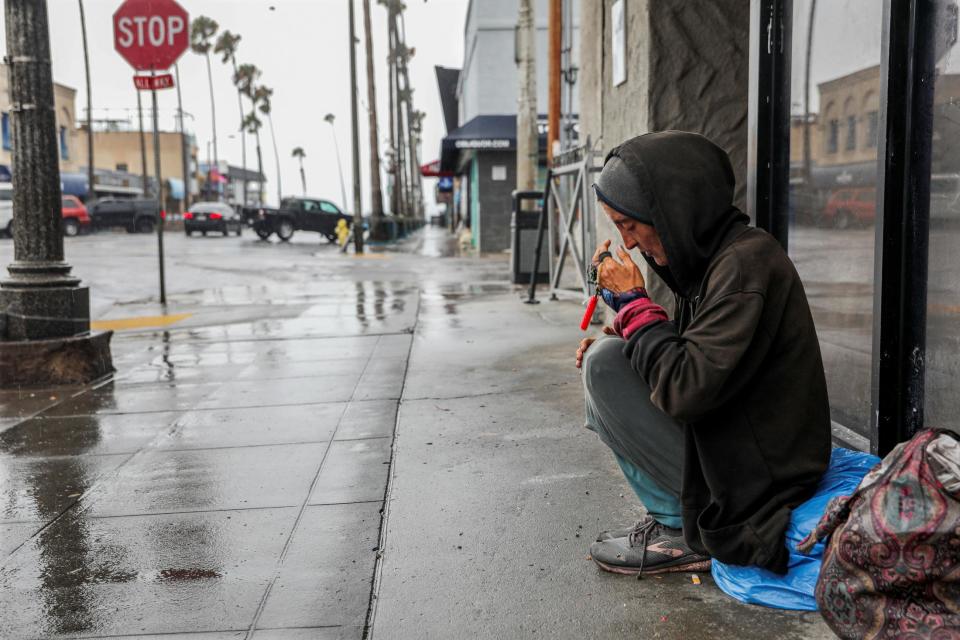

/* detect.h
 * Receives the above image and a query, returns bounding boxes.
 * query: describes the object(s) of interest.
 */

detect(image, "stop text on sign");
[116,15,185,48]
[113,0,189,72]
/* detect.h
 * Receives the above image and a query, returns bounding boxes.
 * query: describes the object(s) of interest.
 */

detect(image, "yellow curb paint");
[92,312,193,331]
[350,253,390,260]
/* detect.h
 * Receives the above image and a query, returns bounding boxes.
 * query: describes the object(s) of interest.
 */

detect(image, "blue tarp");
[711,447,880,611]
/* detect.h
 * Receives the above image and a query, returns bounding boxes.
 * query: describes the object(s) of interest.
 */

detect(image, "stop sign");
[113,0,189,72]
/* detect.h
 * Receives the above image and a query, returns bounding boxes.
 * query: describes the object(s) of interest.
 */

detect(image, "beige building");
[0,75,80,176]
[76,129,199,212]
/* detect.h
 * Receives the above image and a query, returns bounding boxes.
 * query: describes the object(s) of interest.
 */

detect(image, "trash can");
[511,190,549,285]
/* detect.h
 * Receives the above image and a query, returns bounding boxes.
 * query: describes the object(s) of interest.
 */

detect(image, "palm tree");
[214,30,248,206]
[257,87,283,205]
[235,65,264,203]
[292,147,306,196]
[191,16,219,195]
[241,109,265,205]
[362,0,385,239]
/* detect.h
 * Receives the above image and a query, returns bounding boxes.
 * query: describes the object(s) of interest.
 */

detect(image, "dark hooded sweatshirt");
[603,132,831,574]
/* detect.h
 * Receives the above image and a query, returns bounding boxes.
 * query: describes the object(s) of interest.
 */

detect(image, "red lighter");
[580,293,599,331]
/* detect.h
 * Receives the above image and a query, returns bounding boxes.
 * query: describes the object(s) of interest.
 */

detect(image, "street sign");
[133,73,174,91]
[113,0,189,72]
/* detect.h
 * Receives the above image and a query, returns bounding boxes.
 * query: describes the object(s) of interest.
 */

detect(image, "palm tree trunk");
[204,52,219,190]
[299,159,306,196]
[267,113,281,204]
[78,0,94,204]
[362,0,385,239]
[230,60,248,206]
[254,131,264,204]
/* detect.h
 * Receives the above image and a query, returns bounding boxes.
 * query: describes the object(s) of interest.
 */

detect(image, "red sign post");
[113,0,190,305]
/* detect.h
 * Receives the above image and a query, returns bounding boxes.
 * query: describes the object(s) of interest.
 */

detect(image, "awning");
[166,178,185,199]
[440,115,516,172]
[421,159,453,177]
[61,172,89,197]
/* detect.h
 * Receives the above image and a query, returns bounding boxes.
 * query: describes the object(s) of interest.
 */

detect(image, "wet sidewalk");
[0,228,832,638]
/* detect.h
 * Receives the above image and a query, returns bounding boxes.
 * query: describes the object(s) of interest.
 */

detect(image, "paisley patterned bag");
[797,429,960,639]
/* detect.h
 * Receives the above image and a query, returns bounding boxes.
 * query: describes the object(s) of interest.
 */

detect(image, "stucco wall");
[578,0,750,308]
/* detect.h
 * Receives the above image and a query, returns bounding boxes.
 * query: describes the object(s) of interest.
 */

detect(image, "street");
[0,228,833,639]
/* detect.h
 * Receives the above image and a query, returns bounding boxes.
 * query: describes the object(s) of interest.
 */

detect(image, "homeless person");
[575,131,832,576]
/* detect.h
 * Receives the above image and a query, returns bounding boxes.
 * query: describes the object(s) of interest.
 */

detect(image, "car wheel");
[5,220,13,238]
[276,219,295,242]
[202,230,207,237]
[255,226,272,240]
[136,218,155,234]
[834,209,852,230]
[325,233,337,244]
[186,229,193,237]
[235,226,242,237]
[222,225,230,237]
[63,219,80,237]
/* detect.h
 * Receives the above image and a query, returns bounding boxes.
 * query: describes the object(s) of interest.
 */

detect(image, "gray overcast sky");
[1,0,468,210]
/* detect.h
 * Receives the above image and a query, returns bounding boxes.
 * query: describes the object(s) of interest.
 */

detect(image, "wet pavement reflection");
[0,227,509,639]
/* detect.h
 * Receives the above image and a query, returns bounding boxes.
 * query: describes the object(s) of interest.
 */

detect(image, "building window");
[828,119,840,153]
[2,113,10,151]
[59,127,69,160]
[846,115,857,151]
[866,111,879,148]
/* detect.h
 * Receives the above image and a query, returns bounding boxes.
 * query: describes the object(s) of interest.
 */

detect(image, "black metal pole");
[150,76,167,305]
[526,173,552,304]
[79,0,94,205]
[872,0,936,455]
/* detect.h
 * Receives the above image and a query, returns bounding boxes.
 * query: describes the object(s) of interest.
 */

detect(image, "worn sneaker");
[596,514,656,542]
[589,518,711,575]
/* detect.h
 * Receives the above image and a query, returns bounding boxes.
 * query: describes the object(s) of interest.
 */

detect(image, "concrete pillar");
[0,0,112,387]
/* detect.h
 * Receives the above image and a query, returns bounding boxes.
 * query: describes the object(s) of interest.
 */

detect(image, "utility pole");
[0,0,111,387]
[137,90,149,196]
[547,0,561,163]
[175,63,191,211]
[516,0,538,191]
[362,0,386,240]
[348,0,364,253]
[803,0,817,190]
[79,0,95,204]
[150,73,166,305]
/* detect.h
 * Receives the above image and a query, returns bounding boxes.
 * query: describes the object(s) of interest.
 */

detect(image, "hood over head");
[597,131,749,298]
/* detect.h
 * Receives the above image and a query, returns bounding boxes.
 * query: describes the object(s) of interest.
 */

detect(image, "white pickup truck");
[0,183,12,236]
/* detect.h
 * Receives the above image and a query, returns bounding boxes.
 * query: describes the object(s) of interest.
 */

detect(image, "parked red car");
[821,188,877,229]
[62,196,91,236]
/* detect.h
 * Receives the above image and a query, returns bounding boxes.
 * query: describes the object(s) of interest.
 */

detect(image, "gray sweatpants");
[582,335,685,528]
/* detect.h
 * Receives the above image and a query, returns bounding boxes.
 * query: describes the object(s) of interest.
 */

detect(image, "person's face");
[600,201,669,266]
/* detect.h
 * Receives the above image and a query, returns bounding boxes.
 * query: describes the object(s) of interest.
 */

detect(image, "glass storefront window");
[787,0,885,442]
[924,0,960,430]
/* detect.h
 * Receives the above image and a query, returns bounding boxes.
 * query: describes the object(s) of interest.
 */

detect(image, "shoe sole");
[592,557,712,576]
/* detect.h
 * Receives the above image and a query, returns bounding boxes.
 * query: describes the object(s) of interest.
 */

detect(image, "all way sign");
[133,74,174,91]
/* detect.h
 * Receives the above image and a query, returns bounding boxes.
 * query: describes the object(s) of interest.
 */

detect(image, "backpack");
[797,429,960,639]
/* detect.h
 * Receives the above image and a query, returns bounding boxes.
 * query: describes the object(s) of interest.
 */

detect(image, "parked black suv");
[243,197,352,242]
[91,198,161,233]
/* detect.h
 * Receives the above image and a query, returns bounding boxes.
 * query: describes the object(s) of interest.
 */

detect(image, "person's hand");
[591,239,613,266]
[575,326,616,369]
[597,245,645,294]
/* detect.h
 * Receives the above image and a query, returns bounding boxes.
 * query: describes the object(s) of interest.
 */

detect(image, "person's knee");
[583,336,627,395]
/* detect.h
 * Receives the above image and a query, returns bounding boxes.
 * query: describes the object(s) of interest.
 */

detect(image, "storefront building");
[439,0,578,253]
[578,0,959,454]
